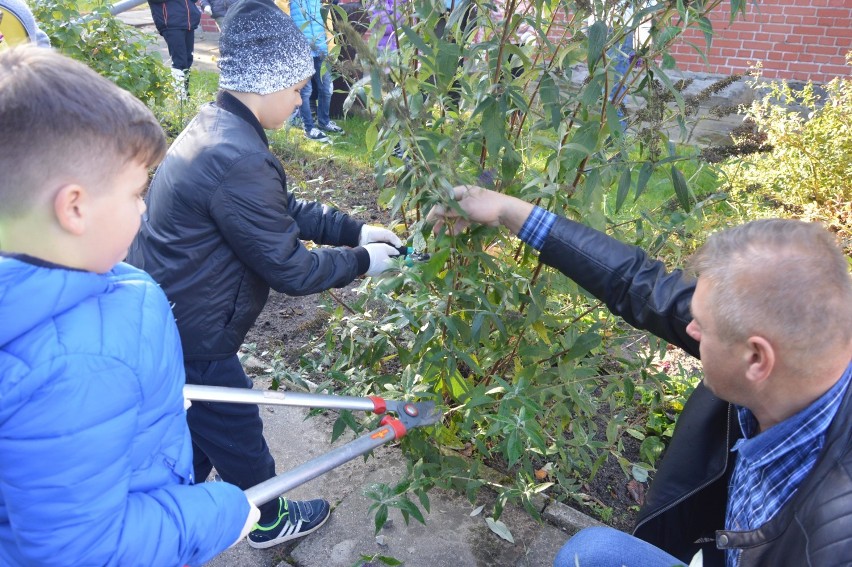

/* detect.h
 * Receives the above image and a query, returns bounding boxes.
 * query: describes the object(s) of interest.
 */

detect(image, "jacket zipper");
[632,403,733,536]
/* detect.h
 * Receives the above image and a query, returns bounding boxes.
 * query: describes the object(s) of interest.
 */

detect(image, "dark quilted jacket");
[128,92,366,360]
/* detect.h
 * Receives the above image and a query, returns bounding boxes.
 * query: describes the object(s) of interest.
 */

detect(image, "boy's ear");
[53,184,88,236]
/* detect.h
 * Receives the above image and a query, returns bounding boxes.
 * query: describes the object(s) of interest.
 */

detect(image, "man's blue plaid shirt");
[725,361,851,566]
[517,206,557,250]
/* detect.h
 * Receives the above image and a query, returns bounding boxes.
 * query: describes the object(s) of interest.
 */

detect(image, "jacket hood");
[0,255,110,348]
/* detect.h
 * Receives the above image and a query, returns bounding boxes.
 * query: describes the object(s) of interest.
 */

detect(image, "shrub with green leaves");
[300,0,748,528]
[721,55,851,250]
[33,0,170,106]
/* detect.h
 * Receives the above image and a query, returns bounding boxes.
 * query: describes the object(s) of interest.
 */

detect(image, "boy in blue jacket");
[128,0,401,550]
[0,46,259,566]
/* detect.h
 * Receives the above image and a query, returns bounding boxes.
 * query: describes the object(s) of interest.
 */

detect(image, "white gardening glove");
[203,4,212,15]
[231,499,261,548]
[364,243,400,276]
[359,224,402,247]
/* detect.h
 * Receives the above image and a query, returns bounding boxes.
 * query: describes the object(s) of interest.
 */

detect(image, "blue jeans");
[185,355,279,521]
[553,527,686,567]
[299,55,333,131]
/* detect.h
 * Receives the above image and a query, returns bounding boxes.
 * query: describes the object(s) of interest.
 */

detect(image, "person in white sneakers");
[286,0,345,142]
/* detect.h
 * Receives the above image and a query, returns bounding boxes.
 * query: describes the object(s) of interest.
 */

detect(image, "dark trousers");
[185,355,279,520]
[160,28,195,70]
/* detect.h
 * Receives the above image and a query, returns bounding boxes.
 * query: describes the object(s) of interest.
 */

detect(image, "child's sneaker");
[247,497,331,549]
[305,127,330,143]
[319,121,344,134]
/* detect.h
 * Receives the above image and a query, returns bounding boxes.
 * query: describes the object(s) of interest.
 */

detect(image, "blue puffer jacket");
[289,0,328,55]
[0,255,248,567]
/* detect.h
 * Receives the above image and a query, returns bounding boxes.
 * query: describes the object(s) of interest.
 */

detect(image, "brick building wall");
[670,0,851,83]
[200,15,218,33]
[202,1,851,84]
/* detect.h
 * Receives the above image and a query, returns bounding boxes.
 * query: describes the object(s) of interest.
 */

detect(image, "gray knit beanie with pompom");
[218,0,314,95]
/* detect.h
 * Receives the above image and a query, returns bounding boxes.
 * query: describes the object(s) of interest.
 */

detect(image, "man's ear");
[745,336,775,385]
[53,184,87,236]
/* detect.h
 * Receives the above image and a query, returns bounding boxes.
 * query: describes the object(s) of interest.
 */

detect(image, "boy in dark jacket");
[148,0,201,92]
[427,186,852,567]
[128,0,402,549]
[0,46,259,567]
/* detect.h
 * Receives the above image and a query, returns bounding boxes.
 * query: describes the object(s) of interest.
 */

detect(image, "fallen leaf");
[485,517,515,544]
[626,479,645,505]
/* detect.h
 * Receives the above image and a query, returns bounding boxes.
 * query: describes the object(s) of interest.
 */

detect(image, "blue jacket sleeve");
[0,356,248,567]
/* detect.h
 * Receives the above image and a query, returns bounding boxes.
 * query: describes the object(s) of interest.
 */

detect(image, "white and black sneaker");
[247,497,331,549]
[319,120,344,134]
[305,127,330,143]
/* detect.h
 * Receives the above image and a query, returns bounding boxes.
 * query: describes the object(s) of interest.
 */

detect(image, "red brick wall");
[200,15,219,33]
[670,0,851,83]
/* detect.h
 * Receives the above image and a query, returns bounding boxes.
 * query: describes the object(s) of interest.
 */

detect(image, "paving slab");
[290,463,569,567]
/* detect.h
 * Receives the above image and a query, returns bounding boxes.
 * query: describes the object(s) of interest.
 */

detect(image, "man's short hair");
[0,45,166,218]
[690,219,852,364]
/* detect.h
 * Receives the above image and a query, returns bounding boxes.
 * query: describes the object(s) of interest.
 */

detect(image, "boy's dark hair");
[0,45,166,218]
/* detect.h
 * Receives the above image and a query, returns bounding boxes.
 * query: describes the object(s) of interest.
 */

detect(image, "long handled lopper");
[183,385,441,506]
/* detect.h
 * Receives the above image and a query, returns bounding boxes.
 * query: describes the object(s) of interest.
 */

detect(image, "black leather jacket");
[128,92,369,360]
[538,216,852,566]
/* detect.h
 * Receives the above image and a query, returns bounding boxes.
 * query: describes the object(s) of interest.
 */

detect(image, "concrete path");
[198,371,585,567]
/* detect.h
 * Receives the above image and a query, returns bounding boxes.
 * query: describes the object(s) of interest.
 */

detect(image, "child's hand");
[364,243,400,276]
[359,225,402,248]
[231,500,261,548]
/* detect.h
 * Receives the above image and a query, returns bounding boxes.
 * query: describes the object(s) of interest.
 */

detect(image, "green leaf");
[631,464,649,483]
[501,146,522,183]
[436,42,462,90]
[506,430,522,465]
[580,73,605,107]
[418,248,450,283]
[640,435,666,464]
[479,97,505,158]
[635,161,654,201]
[698,16,714,49]
[364,123,378,153]
[615,168,632,213]
[399,498,426,524]
[587,21,607,73]
[400,24,432,56]
[331,415,347,443]
[485,517,515,543]
[369,67,383,102]
[539,72,561,128]
[671,165,692,212]
[374,504,389,534]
